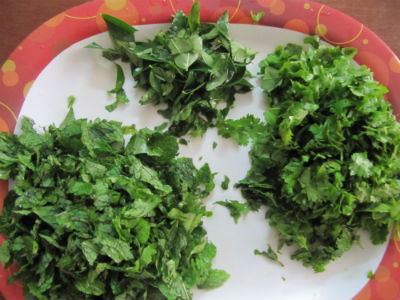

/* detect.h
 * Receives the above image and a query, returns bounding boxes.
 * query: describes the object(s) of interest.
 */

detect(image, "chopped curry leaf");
[91,1,256,137]
[105,63,130,112]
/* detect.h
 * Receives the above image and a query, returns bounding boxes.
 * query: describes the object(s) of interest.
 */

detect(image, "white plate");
[18,24,387,300]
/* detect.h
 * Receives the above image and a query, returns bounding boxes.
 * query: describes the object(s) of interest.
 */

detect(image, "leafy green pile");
[237,36,400,272]
[88,1,256,137]
[0,105,228,299]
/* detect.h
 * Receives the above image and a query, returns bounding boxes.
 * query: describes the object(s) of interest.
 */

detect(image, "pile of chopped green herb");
[237,36,400,272]
[0,105,228,299]
[88,1,256,137]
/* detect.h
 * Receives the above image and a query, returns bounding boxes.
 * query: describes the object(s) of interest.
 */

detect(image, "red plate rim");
[0,1,400,299]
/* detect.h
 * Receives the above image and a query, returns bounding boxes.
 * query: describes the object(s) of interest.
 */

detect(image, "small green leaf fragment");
[367,270,375,279]
[250,11,265,24]
[254,246,284,267]
[198,269,230,289]
[106,63,130,112]
[216,200,250,223]
[221,175,230,190]
[0,241,11,267]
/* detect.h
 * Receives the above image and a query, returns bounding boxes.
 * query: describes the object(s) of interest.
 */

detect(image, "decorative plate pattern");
[1,0,400,299]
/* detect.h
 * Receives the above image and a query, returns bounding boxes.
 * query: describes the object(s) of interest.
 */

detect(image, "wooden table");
[0,0,399,65]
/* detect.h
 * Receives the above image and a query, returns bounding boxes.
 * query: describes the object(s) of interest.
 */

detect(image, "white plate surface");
[18,24,387,300]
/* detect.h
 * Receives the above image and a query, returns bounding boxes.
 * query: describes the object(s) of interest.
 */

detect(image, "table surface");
[0,0,400,65]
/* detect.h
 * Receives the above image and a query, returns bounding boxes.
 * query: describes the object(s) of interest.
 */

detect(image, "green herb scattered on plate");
[216,200,250,224]
[254,246,284,267]
[221,175,230,190]
[367,270,375,279]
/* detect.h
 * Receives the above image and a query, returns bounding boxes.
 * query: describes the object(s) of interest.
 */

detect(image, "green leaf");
[174,52,199,70]
[99,236,134,264]
[85,160,107,178]
[75,271,106,296]
[138,243,157,267]
[349,152,373,178]
[108,63,125,93]
[188,1,200,33]
[260,66,281,93]
[102,14,137,45]
[106,63,130,112]
[67,95,76,108]
[231,41,257,63]
[196,163,215,195]
[81,240,99,266]
[85,42,105,49]
[217,115,264,146]
[0,241,11,267]
[134,219,151,244]
[33,206,60,229]
[250,11,265,24]
[216,200,250,223]
[367,270,375,279]
[67,180,93,196]
[198,269,230,289]
[157,275,191,300]
[130,158,172,193]
[254,246,284,267]
[168,208,202,232]
[123,197,161,218]
[168,37,194,55]
[221,175,230,190]
[126,129,179,163]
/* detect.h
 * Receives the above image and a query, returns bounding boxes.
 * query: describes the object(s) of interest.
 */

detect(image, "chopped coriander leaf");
[237,36,400,272]
[217,114,264,146]
[216,200,250,223]
[254,246,284,267]
[67,95,76,107]
[221,175,230,190]
[212,141,218,149]
[0,108,228,300]
[91,1,256,137]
